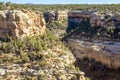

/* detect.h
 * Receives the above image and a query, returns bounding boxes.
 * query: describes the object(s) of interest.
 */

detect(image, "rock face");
[0,10,46,39]
[55,11,68,21]
[68,10,120,30]
[65,38,120,68]
[44,11,56,23]
[44,11,68,23]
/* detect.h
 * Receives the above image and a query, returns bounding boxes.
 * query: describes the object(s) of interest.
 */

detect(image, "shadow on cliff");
[64,15,120,41]
[75,57,120,80]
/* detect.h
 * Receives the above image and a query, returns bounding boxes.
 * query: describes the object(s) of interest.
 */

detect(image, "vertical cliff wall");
[0,10,46,39]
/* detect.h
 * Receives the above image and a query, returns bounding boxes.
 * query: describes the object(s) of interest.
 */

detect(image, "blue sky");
[0,0,120,4]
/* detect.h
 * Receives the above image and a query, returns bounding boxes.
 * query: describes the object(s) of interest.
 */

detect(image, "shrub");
[21,55,30,63]
[1,42,14,53]
[75,67,80,72]
[48,21,67,30]
[86,77,91,80]
[0,29,63,63]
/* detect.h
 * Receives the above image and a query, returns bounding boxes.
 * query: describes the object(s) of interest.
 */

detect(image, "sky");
[0,0,120,4]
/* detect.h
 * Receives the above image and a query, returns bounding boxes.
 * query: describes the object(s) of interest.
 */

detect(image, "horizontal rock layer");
[66,38,120,68]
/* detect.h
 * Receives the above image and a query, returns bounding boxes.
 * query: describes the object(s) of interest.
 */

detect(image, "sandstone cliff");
[0,10,46,39]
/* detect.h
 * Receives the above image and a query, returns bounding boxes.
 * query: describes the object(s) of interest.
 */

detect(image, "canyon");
[44,10,120,79]
[63,10,120,80]
[0,9,120,80]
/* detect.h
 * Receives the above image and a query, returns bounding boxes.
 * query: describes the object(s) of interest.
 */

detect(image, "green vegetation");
[0,2,4,10]
[0,2,120,12]
[6,2,12,7]
[0,29,62,63]
[47,19,68,38]
[48,21,67,30]
[9,4,120,12]
[75,67,80,72]
[86,77,91,80]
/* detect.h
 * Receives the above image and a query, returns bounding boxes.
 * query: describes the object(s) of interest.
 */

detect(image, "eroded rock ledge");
[65,38,120,68]
[0,10,46,39]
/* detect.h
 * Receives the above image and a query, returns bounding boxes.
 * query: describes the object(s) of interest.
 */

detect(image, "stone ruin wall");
[44,11,68,23]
